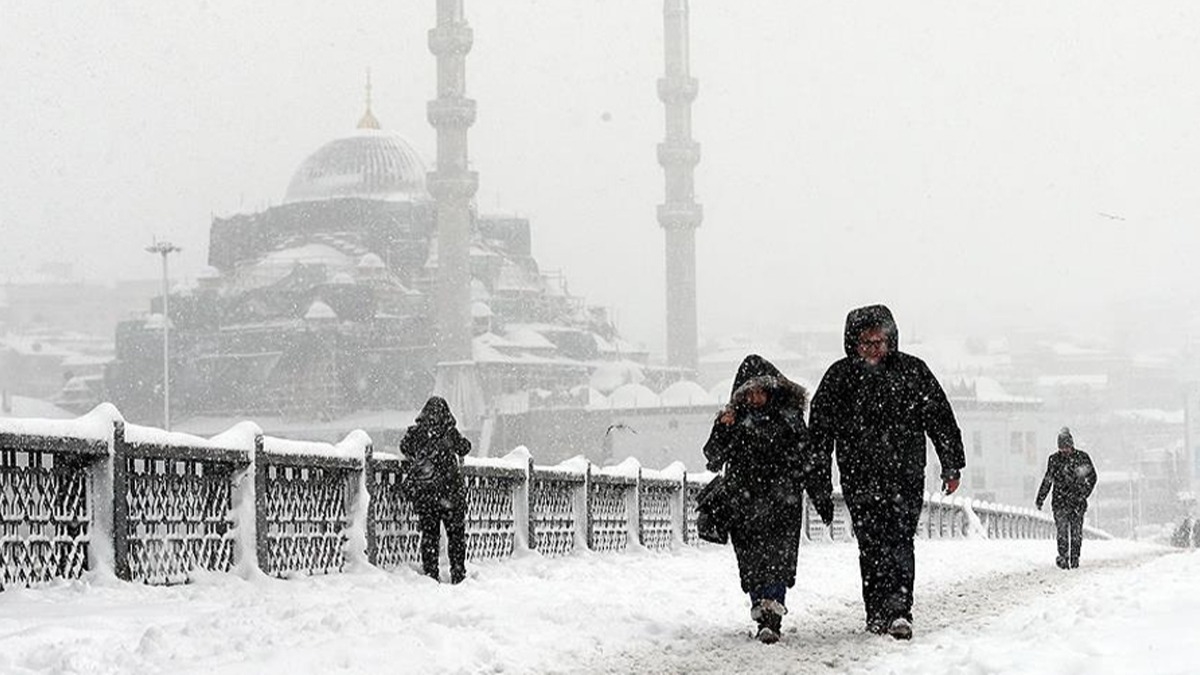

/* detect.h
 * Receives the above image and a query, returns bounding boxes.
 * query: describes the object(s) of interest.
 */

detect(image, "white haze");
[2,0,1199,355]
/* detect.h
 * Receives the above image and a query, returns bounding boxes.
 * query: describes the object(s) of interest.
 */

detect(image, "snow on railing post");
[341,438,370,571]
[583,461,594,550]
[110,420,131,582]
[253,433,268,572]
[799,493,811,545]
[514,455,534,551]
[633,467,644,547]
[363,443,379,566]
[675,470,688,547]
[84,417,118,583]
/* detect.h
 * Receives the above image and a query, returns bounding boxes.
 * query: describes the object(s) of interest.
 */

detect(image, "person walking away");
[1035,427,1096,569]
[808,304,965,640]
[400,396,472,583]
[702,354,832,645]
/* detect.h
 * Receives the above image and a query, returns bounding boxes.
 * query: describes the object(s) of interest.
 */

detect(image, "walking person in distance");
[400,396,472,584]
[1036,427,1097,569]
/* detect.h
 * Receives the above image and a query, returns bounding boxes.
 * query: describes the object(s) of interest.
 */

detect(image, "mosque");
[105,1,713,463]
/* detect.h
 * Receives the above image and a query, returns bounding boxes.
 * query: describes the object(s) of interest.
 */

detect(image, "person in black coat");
[399,396,472,583]
[1035,427,1097,569]
[808,304,965,640]
[702,354,830,644]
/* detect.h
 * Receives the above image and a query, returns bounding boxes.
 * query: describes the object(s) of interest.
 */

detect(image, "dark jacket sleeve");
[1036,455,1054,508]
[398,426,419,459]
[702,414,735,473]
[805,370,837,523]
[450,428,472,457]
[916,360,965,478]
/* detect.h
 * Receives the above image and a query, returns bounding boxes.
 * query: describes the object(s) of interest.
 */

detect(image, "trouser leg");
[417,510,442,579]
[445,499,468,582]
[1068,511,1084,567]
[849,509,889,624]
[1054,514,1071,567]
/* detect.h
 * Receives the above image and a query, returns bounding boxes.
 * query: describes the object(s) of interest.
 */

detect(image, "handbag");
[694,474,731,545]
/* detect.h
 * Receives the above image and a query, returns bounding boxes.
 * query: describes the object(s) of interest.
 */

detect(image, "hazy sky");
[3,1,1199,356]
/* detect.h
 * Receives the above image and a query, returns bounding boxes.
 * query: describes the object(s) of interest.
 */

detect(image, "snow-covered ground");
[0,539,1193,674]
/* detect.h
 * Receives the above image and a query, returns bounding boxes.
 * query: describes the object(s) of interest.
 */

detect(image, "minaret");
[428,0,484,427]
[657,0,702,374]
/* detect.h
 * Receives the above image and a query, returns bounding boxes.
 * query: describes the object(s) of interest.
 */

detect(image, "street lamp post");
[145,241,181,430]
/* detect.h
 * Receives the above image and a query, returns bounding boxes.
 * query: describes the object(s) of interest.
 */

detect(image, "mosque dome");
[284,129,429,204]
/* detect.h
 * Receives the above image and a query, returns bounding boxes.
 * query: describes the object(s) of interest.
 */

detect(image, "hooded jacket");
[701,355,816,591]
[702,355,824,523]
[399,396,472,511]
[808,305,965,501]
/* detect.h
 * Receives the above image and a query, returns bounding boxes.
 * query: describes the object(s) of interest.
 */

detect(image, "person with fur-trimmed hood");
[702,354,831,644]
[1035,427,1097,569]
[808,304,965,640]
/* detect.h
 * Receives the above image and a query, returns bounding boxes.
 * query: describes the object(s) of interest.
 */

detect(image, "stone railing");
[0,404,1104,591]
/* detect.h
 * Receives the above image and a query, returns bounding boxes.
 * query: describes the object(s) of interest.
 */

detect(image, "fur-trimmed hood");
[730,373,809,412]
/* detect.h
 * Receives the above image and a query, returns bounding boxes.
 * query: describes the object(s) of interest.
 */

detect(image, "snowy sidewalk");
[0,539,1191,674]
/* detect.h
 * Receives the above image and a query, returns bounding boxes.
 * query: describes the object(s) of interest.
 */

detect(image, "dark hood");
[415,396,456,434]
[843,304,899,358]
[728,354,808,411]
[731,354,783,396]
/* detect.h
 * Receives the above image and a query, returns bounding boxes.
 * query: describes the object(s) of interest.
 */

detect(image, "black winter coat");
[808,305,965,503]
[399,397,472,514]
[1036,449,1096,513]
[702,355,812,592]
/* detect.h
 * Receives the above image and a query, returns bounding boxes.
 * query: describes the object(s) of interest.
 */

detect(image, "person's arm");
[450,428,472,457]
[806,372,837,525]
[702,410,735,473]
[917,361,965,493]
[1035,455,1054,509]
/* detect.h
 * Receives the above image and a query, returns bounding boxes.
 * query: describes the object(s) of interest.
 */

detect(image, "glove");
[1035,501,1043,511]
[941,467,961,495]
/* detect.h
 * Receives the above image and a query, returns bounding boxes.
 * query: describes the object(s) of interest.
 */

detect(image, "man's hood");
[843,304,899,358]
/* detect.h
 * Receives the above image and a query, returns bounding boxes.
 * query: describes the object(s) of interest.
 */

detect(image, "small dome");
[304,300,337,321]
[660,381,717,407]
[608,383,660,409]
[284,129,428,204]
[357,253,386,269]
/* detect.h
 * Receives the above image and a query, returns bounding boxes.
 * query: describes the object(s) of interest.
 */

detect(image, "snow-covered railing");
[0,404,1109,591]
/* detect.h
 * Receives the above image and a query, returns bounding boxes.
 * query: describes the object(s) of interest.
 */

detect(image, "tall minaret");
[428,0,483,427]
[658,0,702,373]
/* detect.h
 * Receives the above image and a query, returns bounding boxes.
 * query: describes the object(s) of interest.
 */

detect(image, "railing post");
[518,455,535,552]
[253,434,268,574]
[363,443,378,567]
[110,420,131,582]
[799,493,811,545]
[678,470,689,546]
[584,462,594,550]
[633,467,643,547]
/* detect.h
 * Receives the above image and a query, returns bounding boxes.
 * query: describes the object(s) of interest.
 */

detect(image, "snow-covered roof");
[1113,409,1185,425]
[590,360,645,393]
[1036,374,1109,388]
[0,395,75,420]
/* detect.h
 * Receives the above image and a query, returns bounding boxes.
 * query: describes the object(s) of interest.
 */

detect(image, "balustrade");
[0,408,1103,591]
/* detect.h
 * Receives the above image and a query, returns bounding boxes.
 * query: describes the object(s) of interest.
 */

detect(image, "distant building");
[105,108,641,435]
